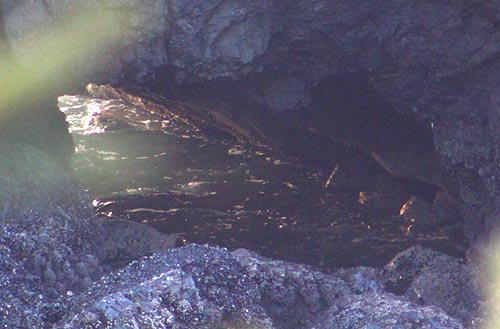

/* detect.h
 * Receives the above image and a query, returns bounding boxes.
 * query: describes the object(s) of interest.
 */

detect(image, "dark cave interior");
[159,71,446,209]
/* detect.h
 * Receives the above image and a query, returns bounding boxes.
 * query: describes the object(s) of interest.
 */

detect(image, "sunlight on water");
[57,92,468,269]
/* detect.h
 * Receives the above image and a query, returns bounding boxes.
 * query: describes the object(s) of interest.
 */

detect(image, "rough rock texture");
[232,248,351,329]
[383,246,482,326]
[0,142,105,326]
[2,0,168,84]
[315,292,465,329]
[99,219,177,268]
[58,245,274,328]
[55,245,470,329]
[0,2,495,325]
[334,266,385,294]
[0,142,179,327]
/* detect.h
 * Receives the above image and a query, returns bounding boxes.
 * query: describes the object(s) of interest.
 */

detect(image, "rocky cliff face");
[1,0,499,256]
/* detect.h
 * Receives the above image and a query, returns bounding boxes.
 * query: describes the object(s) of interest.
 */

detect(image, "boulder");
[383,246,482,326]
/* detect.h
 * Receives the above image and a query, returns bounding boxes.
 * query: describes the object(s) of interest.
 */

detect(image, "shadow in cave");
[284,73,458,207]
[69,72,467,270]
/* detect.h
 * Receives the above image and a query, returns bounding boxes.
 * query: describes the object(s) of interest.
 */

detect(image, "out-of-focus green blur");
[0,3,126,114]
[484,238,500,328]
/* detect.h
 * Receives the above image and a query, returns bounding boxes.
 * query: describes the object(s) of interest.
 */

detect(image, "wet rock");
[167,0,272,81]
[57,245,273,328]
[2,1,498,253]
[384,246,464,294]
[233,248,351,329]
[401,194,462,233]
[383,246,482,326]
[58,244,469,328]
[315,292,465,329]
[0,143,105,294]
[79,97,167,133]
[2,0,168,84]
[0,142,105,326]
[334,266,385,294]
[400,196,441,231]
[406,261,481,326]
[0,141,180,325]
[0,241,47,328]
[98,219,178,268]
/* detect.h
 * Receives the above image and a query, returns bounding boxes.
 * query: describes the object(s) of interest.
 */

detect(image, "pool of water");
[59,94,466,270]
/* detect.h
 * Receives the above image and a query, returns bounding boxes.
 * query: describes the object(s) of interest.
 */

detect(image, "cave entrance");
[287,73,459,221]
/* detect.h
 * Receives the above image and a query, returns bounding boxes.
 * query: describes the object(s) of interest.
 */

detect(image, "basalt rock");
[0,142,179,326]
[57,245,274,328]
[315,292,465,329]
[51,245,470,328]
[383,246,482,326]
[0,142,105,326]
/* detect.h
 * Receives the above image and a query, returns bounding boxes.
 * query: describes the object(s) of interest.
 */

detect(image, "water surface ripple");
[59,94,465,270]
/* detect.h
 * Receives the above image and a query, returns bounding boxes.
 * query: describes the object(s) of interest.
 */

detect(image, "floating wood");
[86,83,278,149]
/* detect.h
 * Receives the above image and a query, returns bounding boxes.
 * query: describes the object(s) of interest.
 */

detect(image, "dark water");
[59,94,466,270]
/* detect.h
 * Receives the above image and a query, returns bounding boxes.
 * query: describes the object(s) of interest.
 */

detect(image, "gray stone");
[384,246,482,326]
[98,218,178,267]
[233,248,352,328]
[58,245,273,328]
[314,292,465,329]
[334,266,385,294]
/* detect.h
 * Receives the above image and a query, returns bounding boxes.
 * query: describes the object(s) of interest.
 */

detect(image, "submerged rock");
[99,219,178,268]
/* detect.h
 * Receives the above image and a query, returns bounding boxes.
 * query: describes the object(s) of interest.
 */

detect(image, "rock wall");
[1,0,499,256]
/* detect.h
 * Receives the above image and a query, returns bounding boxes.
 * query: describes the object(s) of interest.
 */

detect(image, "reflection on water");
[59,94,466,270]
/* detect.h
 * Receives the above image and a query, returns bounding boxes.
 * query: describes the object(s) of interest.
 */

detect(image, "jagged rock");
[99,219,178,268]
[383,246,481,326]
[314,292,465,329]
[0,142,105,326]
[406,261,481,326]
[54,245,470,328]
[2,0,168,84]
[0,142,179,326]
[334,266,385,294]
[0,2,494,327]
[232,248,351,329]
[57,245,274,328]
[384,246,465,294]
[0,238,46,328]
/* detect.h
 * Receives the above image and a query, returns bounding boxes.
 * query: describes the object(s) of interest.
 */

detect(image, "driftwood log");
[86,83,280,150]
